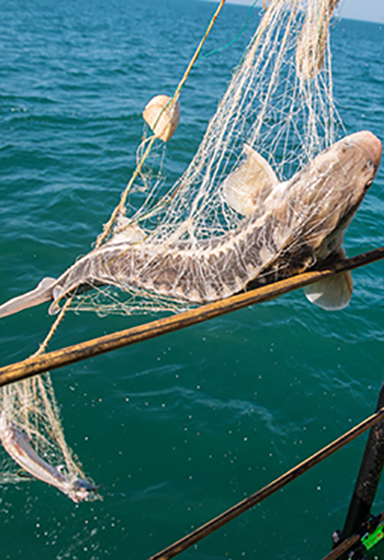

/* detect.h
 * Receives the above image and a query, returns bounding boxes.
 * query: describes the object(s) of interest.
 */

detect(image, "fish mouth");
[70,478,101,502]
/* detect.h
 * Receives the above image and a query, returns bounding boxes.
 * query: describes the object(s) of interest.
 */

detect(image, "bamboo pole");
[0,245,384,387]
[148,407,384,560]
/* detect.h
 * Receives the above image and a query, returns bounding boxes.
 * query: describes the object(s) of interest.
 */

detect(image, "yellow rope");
[96,0,227,249]
[171,0,226,106]
[32,297,73,357]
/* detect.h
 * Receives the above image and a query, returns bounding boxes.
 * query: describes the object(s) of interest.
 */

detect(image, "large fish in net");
[0,132,381,318]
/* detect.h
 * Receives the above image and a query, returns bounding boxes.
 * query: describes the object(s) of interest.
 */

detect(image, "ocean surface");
[1,0,384,558]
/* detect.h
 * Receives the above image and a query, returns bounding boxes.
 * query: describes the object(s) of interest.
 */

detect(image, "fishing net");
[0,0,343,498]
[0,374,87,486]
[62,0,343,317]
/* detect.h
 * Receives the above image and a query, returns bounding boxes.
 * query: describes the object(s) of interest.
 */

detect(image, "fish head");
[298,130,382,311]
[322,130,381,216]
[321,131,381,249]
[280,130,382,257]
[70,477,101,502]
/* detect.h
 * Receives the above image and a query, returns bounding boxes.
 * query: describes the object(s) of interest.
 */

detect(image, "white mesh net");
[0,0,345,499]
[62,0,344,317]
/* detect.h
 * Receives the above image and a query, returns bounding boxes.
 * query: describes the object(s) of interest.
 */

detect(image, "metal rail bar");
[148,407,384,560]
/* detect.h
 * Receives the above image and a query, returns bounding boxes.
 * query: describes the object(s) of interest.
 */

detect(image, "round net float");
[142,94,180,142]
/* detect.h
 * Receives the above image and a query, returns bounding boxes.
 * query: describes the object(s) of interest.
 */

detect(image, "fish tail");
[0,277,57,318]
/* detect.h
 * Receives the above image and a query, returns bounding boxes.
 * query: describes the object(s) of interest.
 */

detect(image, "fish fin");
[303,270,353,311]
[0,277,56,318]
[223,144,279,216]
[16,469,34,479]
[109,218,146,245]
[48,286,65,315]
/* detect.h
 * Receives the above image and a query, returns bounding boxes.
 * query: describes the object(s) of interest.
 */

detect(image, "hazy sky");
[225,0,384,23]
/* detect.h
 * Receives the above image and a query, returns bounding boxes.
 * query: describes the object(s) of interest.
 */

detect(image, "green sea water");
[1,0,384,558]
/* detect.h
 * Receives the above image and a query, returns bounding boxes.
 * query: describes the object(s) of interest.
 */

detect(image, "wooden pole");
[0,246,384,387]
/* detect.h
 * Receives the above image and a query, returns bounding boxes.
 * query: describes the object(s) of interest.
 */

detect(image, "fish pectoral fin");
[109,218,146,245]
[303,271,353,311]
[222,144,279,216]
[0,277,57,318]
[48,285,65,315]
[16,469,34,479]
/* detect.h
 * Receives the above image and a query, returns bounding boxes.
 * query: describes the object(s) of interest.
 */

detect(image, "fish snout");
[71,477,101,502]
[355,130,382,173]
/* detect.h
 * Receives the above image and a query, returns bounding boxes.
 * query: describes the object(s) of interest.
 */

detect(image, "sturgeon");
[0,414,99,502]
[0,130,381,316]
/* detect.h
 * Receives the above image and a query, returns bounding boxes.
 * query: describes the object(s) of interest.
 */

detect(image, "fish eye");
[366,159,377,173]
